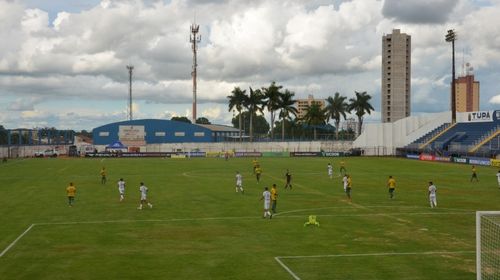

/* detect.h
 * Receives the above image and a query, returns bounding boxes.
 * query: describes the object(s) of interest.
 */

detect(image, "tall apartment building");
[454,74,479,112]
[296,94,325,119]
[381,29,411,123]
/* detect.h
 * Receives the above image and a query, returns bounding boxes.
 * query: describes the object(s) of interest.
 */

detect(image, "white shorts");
[264,200,270,210]
[236,181,242,187]
[119,188,125,194]
[141,194,147,201]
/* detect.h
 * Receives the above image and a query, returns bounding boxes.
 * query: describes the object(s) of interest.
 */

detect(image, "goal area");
[476,211,500,280]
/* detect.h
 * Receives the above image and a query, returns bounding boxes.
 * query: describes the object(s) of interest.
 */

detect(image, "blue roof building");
[92,119,239,145]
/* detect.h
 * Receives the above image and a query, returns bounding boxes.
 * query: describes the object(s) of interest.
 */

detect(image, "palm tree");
[302,103,326,140]
[227,87,247,142]
[347,91,374,136]
[244,87,265,141]
[277,89,298,141]
[262,81,283,140]
[325,92,348,139]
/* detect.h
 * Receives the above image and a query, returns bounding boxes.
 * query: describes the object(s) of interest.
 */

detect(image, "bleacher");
[432,122,497,147]
[410,123,450,146]
[403,114,500,157]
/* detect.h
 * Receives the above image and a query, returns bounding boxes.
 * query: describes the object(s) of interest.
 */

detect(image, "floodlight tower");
[126,65,134,121]
[445,29,457,123]
[190,23,201,123]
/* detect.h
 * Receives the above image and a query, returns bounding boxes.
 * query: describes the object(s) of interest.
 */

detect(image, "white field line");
[0,211,475,259]
[274,256,301,280]
[0,224,35,258]
[275,250,475,280]
[272,205,474,217]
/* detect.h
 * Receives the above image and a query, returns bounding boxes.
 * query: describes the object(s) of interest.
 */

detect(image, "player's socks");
[148,203,153,208]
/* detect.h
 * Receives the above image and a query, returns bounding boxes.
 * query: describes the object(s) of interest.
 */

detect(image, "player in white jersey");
[117,178,126,202]
[235,171,244,194]
[327,163,333,179]
[342,174,348,192]
[496,170,500,188]
[260,187,272,219]
[428,181,437,208]
[138,182,153,210]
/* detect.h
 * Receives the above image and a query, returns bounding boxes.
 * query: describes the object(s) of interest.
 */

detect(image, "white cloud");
[489,95,500,104]
[0,0,499,130]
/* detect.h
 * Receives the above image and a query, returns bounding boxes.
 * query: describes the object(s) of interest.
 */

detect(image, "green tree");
[325,92,348,139]
[0,125,7,145]
[195,117,211,125]
[227,87,246,141]
[262,81,283,140]
[277,89,298,141]
[347,91,374,136]
[171,116,192,123]
[302,103,326,140]
[244,87,265,141]
[231,111,269,137]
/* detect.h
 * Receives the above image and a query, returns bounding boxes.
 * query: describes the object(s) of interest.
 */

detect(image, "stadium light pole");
[190,23,201,123]
[126,65,134,121]
[445,29,457,123]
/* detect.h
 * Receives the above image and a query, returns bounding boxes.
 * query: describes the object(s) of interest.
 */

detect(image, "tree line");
[228,81,374,141]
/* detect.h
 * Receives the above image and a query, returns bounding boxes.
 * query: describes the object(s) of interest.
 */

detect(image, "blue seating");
[410,123,450,145]
[429,122,499,150]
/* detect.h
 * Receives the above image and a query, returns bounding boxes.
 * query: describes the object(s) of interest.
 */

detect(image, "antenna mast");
[190,23,201,123]
[126,65,134,121]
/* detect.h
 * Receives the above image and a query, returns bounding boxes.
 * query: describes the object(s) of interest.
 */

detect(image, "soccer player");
[117,178,126,201]
[428,181,437,208]
[497,170,500,188]
[260,187,272,219]
[235,171,244,194]
[387,175,396,199]
[66,182,76,207]
[327,163,333,179]
[252,158,259,174]
[340,161,347,176]
[342,174,348,192]
[100,167,107,184]
[345,174,352,202]
[138,182,153,210]
[271,184,278,213]
[471,165,479,182]
[255,165,262,184]
[284,169,292,190]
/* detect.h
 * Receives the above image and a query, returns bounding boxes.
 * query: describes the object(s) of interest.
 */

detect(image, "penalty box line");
[0,211,475,259]
[275,250,475,280]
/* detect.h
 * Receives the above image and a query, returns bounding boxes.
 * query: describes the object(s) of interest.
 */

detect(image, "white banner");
[462,111,493,123]
[119,125,145,146]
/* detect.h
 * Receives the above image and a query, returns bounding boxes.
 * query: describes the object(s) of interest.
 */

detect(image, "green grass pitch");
[0,156,499,279]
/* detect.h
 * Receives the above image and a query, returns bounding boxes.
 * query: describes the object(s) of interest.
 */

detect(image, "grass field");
[0,156,499,279]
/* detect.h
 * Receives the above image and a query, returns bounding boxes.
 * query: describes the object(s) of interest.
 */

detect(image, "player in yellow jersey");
[100,167,107,184]
[339,161,347,176]
[387,175,396,199]
[345,174,352,202]
[471,165,479,182]
[252,158,259,174]
[271,184,278,214]
[255,165,262,183]
[66,182,76,207]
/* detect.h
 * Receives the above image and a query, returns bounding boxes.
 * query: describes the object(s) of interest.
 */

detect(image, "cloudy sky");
[1,0,500,131]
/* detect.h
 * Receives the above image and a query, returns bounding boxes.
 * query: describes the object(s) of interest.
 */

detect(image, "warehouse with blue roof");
[92,119,239,146]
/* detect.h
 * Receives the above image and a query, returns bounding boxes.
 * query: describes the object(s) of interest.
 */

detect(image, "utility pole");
[445,29,457,123]
[190,23,201,123]
[126,65,134,121]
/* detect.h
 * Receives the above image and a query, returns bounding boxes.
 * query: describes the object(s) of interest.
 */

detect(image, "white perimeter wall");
[353,111,451,155]
[0,141,353,158]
